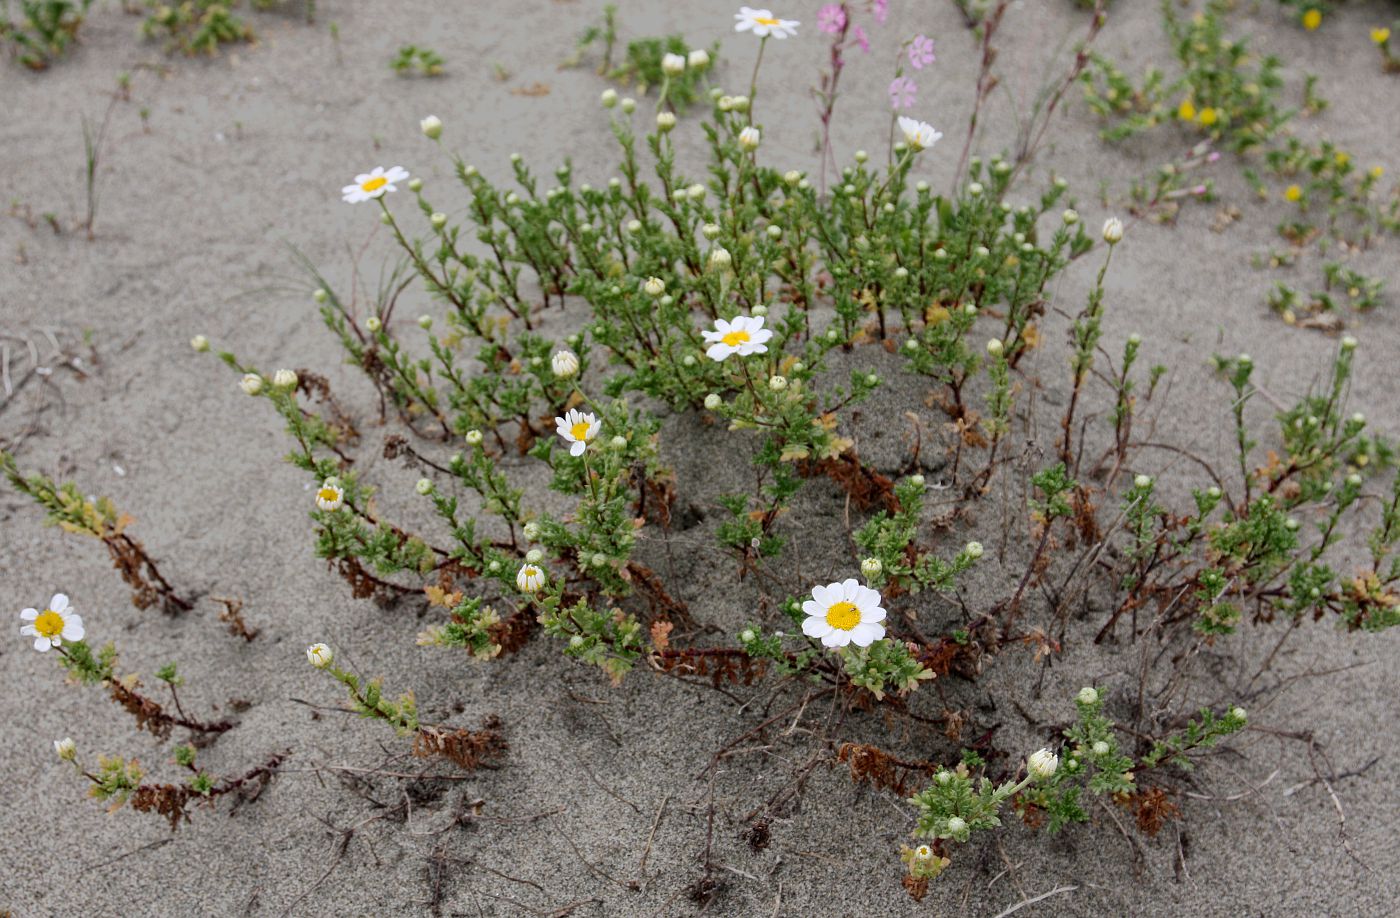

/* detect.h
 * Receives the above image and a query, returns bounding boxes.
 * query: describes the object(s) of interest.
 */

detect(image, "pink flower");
[817,3,846,33]
[888,76,917,110]
[909,34,935,69]
[872,0,889,24]
[851,23,869,52]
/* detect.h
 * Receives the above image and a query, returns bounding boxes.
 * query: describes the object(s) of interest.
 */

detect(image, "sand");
[3,0,1399,915]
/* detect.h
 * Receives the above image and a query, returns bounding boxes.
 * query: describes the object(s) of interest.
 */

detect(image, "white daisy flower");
[1027,748,1059,780]
[19,593,84,653]
[896,116,943,151]
[306,643,333,668]
[800,579,886,648]
[516,563,546,593]
[315,479,344,512]
[552,349,580,378]
[555,408,600,457]
[735,7,799,39]
[703,315,772,361]
[341,166,410,204]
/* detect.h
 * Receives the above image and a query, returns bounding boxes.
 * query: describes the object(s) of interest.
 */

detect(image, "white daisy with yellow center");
[342,165,410,204]
[555,408,600,457]
[703,315,772,361]
[516,563,546,593]
[315,479,344,512]
[735,6,799,38]
[20,593,84,653]
[896,116,943,152]
[801,579,886,648]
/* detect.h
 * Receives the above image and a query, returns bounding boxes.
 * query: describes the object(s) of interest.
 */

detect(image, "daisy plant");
[1,451,193,614]
[569,4,718,113]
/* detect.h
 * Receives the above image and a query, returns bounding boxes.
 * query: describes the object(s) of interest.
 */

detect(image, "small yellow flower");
[1301,9,1321,31]
[1371,166,1385,180]
[1284,184,1302,203]
[1177,98,1197,122]
[1372,27,1391,45]
[1334,151,1350,167]
[1198,106,1218,126]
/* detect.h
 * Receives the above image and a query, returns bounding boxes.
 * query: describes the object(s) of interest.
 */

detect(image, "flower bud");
[365,316,382,332]
[313,288,329,303]
[415,478,434,495]
[1077,686,1099,706]
[861,557,882,578]
[656,112,677,133]
[430,211,448,230]
[643,276,666,297]
[1341,335,1358,351]
[306,643,333,668]
[1062,208,1079,225]
[190,334,210,352]
[420,114,443,139]
[240,373,263,396]
[525,548,544,564]
[271,368,297,390]
[1091,740,1110,756]
[688,48,711,70]
[465,429,484,446]
[986,338,1003,358]
[1027,748,1059,780]
[768,375,787,391]
[523,521,540,541]
[704,393,722,410]
[662,52,686,76]
[739,628,755,643]
[964,541,984,560]
[54,737,76,762]
[738,126,761,151]
[946,816,967,835]
[1102,217,1124,244]
[600,88,618,108]
[1134,474,1153,489]
[620,97,636,113]
[708,247,732,269]
[552,350,580,379]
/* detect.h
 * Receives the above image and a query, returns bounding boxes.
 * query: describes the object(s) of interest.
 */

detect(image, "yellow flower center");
[34,610,65,639]
[570,421,592,441]
[1284,184,1302,202]
[825,601,860,631]
[755,16,779,25]
[721,329,751,347]
[1198,107,1217,126]
[361,175,389,193]
[318,487,340,503]
[1302,9,1321,30]
[522,566,538,579]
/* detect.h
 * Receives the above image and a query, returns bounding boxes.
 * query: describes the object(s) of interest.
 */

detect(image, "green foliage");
[1081,0,1291,153]
[87,755,143,805]
[570,4,717,113]
[0,450,122,539]
[391,43,444,77]
[0,0,92,69]
[141,1,253,55]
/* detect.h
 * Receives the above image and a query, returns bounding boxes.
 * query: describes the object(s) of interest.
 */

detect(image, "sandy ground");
[3,0,1399,915]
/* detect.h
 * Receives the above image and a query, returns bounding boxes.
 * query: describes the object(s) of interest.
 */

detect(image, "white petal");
[570,440,586,457]
[860,604,887,624]
[749,329,774,344]
[19,624,36,636]
[822,629,851,647]
[840,578,860,601]
[20,608,38,621]
[34,637,52,652]
[849,622,885,647]
[50,594,69,612]
[812,584,835,606]
[801,599,821,616]
[802,615,833,638]
[706,343,732,361]
[62,616,84,642]
[385,166,409,182]
[713,318,732,334]
[353,172,373,184]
